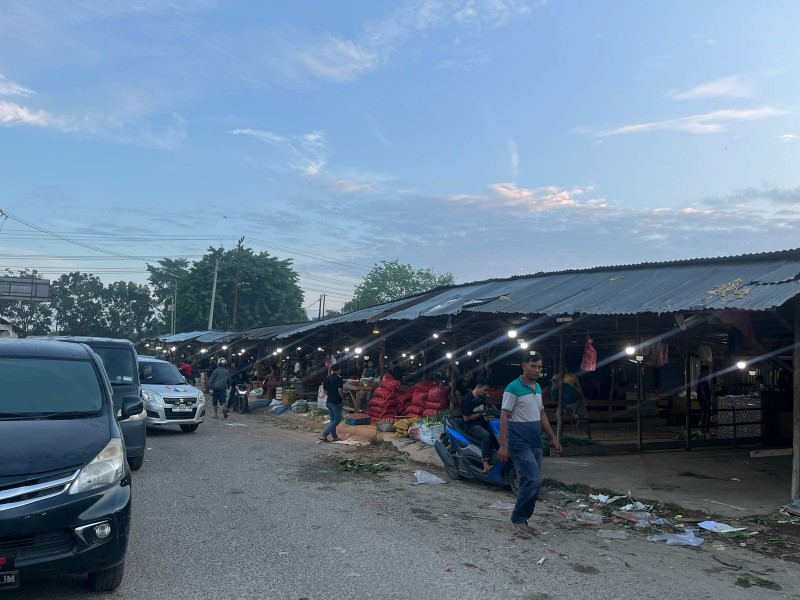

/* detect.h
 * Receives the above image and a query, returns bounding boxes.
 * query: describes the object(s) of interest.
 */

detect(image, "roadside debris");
[647,530,704,547]
[698,521,746,534]
[735,573,782,590]
[597,529,631,540]
[489,500,516,510]
[536,556,546,565]
[413,470,446,485]
[782,498,800,517]
[589,493,626,504]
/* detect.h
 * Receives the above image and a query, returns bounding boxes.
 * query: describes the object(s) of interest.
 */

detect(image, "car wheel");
[87,560,125,591]
[127,454,144,471]
[179,424,199,433]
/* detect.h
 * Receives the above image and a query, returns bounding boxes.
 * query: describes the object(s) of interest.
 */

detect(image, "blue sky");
[1,0,799,316]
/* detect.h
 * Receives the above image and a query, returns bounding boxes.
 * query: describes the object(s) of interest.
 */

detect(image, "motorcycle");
[229,383,249,413]
[434,414,521,496]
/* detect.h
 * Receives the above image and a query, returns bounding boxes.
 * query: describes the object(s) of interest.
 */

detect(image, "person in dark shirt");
[320,364,344,442]
[454,370,475,410]
[696,365,712,434]
[460,378,493,473]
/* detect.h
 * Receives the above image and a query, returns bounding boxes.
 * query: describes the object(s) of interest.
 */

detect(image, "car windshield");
[0,357,103,415]
[140,361,186,385]
[91,346,136,385]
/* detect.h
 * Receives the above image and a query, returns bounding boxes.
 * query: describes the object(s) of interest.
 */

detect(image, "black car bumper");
[0,480,131,578]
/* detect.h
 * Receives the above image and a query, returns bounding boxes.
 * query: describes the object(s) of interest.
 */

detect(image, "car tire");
[127,454,144,471]
[179,424,199,433]
[87,560,125,591]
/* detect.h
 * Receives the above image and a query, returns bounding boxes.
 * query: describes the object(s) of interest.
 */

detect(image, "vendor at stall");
[550,372,591,439]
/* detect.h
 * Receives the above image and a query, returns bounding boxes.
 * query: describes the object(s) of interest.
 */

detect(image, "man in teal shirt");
[499,353,562,538]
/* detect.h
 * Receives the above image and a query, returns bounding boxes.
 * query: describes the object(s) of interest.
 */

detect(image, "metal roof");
[380,249,800,320]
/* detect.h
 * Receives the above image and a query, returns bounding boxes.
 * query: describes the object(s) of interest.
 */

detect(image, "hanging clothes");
[580,336,597,372]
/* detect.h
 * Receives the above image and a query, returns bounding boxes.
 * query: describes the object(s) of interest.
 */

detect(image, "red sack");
[404,405,423,416]
[428,386,450,404]
[422,409,439,417]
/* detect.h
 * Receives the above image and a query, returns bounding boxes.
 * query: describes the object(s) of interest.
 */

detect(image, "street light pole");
[171,279,178,335]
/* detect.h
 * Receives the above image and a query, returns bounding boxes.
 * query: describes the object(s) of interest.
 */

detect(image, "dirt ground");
[245,405,800,569]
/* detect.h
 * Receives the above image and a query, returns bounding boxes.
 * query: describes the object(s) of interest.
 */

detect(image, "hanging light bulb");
[508,329,517,338]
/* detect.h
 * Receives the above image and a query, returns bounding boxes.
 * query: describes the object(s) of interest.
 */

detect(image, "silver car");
[138,356,205,433]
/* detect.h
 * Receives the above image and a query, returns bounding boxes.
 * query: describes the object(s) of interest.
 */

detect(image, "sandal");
[319,436,331,443]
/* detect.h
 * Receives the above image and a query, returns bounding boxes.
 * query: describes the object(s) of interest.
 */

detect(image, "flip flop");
[319,437,331,443]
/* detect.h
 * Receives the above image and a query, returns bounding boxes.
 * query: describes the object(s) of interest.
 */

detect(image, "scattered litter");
[735,573,782,591]
[620,501,651,512]
[146,447,153,451]
[613,510,653,523]
[413,470,446,485]
[597,529,631,539]
[223,423,247,427]
[490,500,516,510]
[647,530,704,547]
[590,494,626,504]
[536,557,546,565]
[712,556,741,570]
[563,511,604,525]
[782,498,800,517]
[698,521,746,534]
[649,518,673,527]
[730,477,741,481]
[277,551,289,556]
[332,439,364,445]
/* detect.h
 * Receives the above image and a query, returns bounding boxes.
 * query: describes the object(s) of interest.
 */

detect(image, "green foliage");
[50,272,106,335]
[343,260,455,312]
[0,269,52,335]
[175,241,307,331]
[102,281,159,339]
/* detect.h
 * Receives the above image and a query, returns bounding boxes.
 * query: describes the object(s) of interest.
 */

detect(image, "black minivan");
[0,339,142,592]
[42,337,147,471]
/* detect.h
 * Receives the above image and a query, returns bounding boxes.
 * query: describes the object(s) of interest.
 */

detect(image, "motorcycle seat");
[448,417,492,446]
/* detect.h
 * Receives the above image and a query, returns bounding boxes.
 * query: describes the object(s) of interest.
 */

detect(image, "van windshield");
[0,358,104,415]
[140,361,186,386]
[90,347,136,385]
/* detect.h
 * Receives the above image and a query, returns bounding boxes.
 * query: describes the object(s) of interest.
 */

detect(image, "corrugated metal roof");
[465,256,800,317]
[378,250,800,320]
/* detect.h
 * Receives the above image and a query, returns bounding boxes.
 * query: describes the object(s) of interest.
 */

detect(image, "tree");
[146,257,190,332]
[50,272,106,335]
[175,241,307,331]
[102,281,159,340]
[0,268,53,336]
[343,260,456,312]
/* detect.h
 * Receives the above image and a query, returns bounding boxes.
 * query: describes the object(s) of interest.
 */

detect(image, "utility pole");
[171,278,178,335]
[322,293,326,318]
[231,266,240,331]
[207,257,219,330]
[317,294,323,320]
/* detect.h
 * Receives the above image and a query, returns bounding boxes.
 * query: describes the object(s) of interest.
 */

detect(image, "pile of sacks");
[405,381,450,417]
[367,372,404,420]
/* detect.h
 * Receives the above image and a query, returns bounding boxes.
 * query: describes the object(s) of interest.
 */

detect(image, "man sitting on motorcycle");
[460,378,494,473]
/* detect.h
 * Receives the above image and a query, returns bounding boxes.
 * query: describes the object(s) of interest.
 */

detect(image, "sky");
[1,0,799,317]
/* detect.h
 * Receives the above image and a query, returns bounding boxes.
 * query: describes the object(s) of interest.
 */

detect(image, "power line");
[246,236,371,272]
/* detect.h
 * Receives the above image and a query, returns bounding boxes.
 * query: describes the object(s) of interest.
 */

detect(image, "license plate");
[171,405,193,412]
[0,572,19,590]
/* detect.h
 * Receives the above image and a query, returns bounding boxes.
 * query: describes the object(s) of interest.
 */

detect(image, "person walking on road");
[498,352,562,539]
[320,364,344,442]
[207,358,232,419]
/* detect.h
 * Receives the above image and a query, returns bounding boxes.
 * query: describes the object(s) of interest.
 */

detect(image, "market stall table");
[343,382,377,412]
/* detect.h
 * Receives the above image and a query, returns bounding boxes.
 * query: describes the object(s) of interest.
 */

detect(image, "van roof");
[0,338,96,359]
[41,336,136,349]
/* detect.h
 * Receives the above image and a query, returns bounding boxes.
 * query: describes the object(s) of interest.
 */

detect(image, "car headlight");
[142,389,163,403]
[69,438,125,494]
[197,392,205,402]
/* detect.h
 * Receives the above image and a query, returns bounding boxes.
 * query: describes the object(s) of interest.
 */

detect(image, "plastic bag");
[413,470,445,485]
[647,530,704,546]
[581,337,597,372]
[317,384,327,409]
[597,529,631,539]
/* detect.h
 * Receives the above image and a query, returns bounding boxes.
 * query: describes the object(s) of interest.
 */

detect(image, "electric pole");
[207,257,219,330]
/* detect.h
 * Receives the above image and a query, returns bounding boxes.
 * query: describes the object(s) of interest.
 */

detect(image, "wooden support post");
[556,332,565,442]
[685,330,692,451]
[792,296,800,500]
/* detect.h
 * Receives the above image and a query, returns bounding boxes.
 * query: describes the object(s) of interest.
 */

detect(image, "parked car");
[139,356,206,432]
[41,337,147,470]
[0,339,142,592]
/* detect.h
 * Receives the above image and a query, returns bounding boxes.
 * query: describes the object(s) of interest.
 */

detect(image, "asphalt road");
[9,412,800,599]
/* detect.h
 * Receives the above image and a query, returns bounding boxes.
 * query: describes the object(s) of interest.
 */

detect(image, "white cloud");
[591,107,787,137]
[0,74,35,97]
[781,134,797,142]
[508,136,519,178]
[447,183,607,214]
[230,128,329,176]
[0,100,60,128]
[277,0,533,84]
[671,75,753,100]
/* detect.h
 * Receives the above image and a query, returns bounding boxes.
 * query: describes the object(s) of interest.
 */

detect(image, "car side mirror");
[141,365,153,380]
[120,396,144,420]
